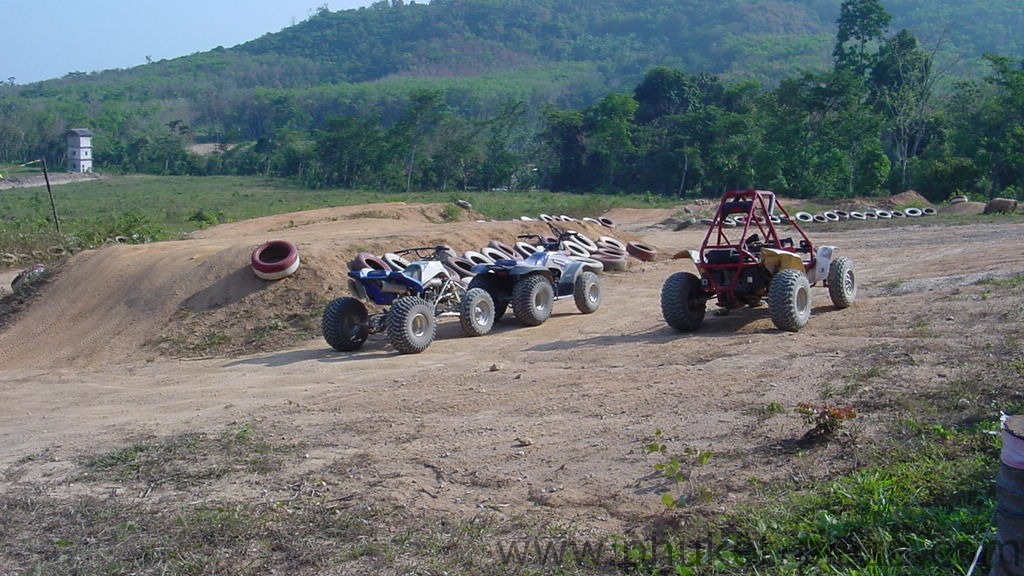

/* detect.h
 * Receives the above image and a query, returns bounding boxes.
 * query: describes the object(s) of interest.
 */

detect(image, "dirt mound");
[941,200,986,215]
[0,203,629,368]
[881,190,932,207]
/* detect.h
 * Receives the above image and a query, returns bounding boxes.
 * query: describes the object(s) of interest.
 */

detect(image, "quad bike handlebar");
[393,245,451,260]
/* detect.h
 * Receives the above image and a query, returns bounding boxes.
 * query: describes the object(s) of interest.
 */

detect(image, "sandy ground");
[1,202,1022,536]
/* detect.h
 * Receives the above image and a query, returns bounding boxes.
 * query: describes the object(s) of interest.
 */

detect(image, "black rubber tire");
[661,271,706,331]
[387,296,437,354]
[468,275,507,321]
[322,297,369,351]
[768,269,812,332]
[512,274,554,326]
[573,271,601,314]
[459,288,496,337]
[827,256,856,309]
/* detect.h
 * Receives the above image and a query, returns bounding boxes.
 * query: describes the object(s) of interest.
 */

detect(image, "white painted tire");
[823,211,840,222]
[481,246,514,262]
[514,241,540,258]
[597,236,627,252]
[850,211,866,220]
[572,233,599,253]
[904,207,923,217]
[383,252,411,271]
[922,207,937,216]
[463,250,494,265]
[795,212,814,223]
[562,240,591,258]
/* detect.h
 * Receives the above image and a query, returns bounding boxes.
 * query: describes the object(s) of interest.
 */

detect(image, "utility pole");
[41,157,62,234]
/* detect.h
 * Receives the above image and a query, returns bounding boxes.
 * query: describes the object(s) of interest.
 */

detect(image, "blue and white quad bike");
[468,229,602,326]
[322,246,496,354]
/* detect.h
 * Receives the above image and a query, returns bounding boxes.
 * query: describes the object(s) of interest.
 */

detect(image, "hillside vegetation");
[0,0,1022,205]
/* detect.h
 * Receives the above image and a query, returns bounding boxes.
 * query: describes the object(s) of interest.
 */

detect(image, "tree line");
[0,0,1022,202]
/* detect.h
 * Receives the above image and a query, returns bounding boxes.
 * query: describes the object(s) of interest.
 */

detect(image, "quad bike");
[468,227,602,326]
[322,246,496,354]
[661,189,856,332]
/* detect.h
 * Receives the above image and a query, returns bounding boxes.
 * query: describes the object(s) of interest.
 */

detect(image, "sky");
[4,1,375,84]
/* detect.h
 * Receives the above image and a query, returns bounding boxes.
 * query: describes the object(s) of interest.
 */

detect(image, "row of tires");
[791,207,937,223]
[518,214,618,228]
[698,207,937,227]
[347,233,658,278]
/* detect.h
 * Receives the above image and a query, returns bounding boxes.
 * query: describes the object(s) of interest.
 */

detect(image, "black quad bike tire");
[322,297,370,351]
[459,288,496,337]
[573,270,601,314]
[827,256,856,309]
[468,275,507,321]
[512,274,555,326]
[661,272,706,331]
[388,296,437,354]
[768,269,812,332]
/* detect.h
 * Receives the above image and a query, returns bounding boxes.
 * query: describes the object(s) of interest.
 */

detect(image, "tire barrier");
[582,217,602,225]
[722,217,738,227]
[591,251,628,271]
[891,210,906,218]
[699,218,715,226]
[559,215,576,222]
[922,207,937,215]
[864,211,878,219]
[597,236,628,253]
[348,251,389,272]
[455,199,472,209]
[834,210,849,220]
[487,240,518,259]
[849,211,866,220]
[519,216,534,221]
[875,210,893,219]
[626,241,658,262]
[463,250,494,266]
[562,239,591,258]
[904,207,923,217]
[2,252,19,265]
[442,254,476,278]
[572,232,599,253]
[252,240,301,280]
[514,241,541,258]
[795,212,814,223]
[949,195,968,205]
[813,214,828,223]
[539,213,557,222]
[481,246,514,262]
[823,211,840,222]
[597,216,616,228]
[382,252,411,271]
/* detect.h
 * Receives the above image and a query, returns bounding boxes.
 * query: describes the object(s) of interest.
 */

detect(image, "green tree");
[834,0,891,76]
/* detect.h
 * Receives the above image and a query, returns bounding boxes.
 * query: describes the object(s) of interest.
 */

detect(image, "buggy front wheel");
[661,272,706,331]
[768,270,812,332]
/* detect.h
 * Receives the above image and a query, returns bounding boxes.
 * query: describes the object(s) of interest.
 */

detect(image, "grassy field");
[0,174,679,260]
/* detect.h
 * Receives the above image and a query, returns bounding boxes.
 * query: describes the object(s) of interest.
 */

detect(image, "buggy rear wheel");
[459,288,496,337]
[573,271,601,314]
[512,274,554,326]
[322,297,369,351]
[661,272,706,331]
[827,256,856,309]
[388,296,437,354]
[768,269,812,332]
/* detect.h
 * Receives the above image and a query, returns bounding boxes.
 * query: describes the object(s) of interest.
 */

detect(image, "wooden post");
[992,415,1024,575]
[41,157,61,235]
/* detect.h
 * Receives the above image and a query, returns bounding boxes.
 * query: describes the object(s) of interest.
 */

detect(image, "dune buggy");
[661,189,856,332]
[468,227,602,326]
[322,246,495,354]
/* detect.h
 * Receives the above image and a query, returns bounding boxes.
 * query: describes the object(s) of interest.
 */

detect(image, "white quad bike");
[322,246,496,354]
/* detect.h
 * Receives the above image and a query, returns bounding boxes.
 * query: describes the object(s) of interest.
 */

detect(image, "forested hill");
[236,0,1022,87]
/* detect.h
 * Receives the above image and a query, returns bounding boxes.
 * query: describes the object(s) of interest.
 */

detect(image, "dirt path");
[1,205,1022,535]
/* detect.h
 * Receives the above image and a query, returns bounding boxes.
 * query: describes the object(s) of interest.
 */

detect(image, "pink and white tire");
[349,252,390,272]
[487,240,517,259]
[251,240,301,280]
[562,239,591,258]
[572,232,599,253]
[383,252,411,271]
[482,246,514,262]
[515,242,540,258]
[463,250,494,265]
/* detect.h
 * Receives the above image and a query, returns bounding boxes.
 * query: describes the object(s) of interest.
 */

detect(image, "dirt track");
[1,203,1022,535]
